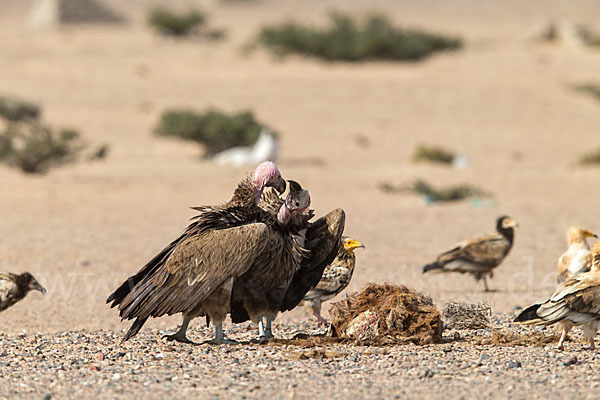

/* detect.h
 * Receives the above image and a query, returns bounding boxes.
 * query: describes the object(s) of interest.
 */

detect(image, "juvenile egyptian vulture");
[515,242,600,350]
[423,216,517,292]
[0,272,46,312]
[557,227,597,283]
[107,161,288,344]
[300,236,364,326]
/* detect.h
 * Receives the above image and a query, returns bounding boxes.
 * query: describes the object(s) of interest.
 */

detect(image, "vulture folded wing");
[534,275,600,324]
[107,231,189,308]
[118,223,271,320]
[280,208,345,312]
[438,234,509,266]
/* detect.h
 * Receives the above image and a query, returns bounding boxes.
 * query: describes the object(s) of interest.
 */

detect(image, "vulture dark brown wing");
[107,231,188,308]
[280,208,345,312]
[117,223,271,321]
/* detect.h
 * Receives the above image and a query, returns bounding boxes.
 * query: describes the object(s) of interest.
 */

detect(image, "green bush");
[579,148,600,165]
[0,96,40,121]
[412,144,455,165]
[155,109,264,155]
[148,7,206,37]
[574,83,600,103]
[255,12,462,61]
[379,179,487,202]
[0,122,85,174]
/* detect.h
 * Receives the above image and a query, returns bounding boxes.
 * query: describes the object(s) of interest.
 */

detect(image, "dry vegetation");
[255,12,462,61]
[154,108,268,155]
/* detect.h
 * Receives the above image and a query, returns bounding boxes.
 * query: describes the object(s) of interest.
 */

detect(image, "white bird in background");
[212,129,279,167]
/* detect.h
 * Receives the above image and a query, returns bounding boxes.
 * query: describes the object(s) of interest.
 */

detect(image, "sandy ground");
[1,0,600,398]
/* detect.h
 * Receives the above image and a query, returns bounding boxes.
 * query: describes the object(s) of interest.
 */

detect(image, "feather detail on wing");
[436,234,511,268]
[515,272,600,326]
[280,208,345,312]
[117,223,271,321]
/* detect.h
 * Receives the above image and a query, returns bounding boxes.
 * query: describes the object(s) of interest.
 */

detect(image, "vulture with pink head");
[230,180,346,339]
[107,161,292,344]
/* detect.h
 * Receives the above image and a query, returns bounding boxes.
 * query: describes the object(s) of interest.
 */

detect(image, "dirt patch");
[328,283,443,345]
[475,329,561,346]
[295,349,347,360]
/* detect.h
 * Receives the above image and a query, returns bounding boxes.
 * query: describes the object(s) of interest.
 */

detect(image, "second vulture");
[423,216,518,292]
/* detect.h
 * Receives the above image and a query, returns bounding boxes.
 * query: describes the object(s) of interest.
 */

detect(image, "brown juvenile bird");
[557,227,597,283]
[300,237,364,326]
[422,216,518,292]
[0,272,46,312]
[514,242,600,350]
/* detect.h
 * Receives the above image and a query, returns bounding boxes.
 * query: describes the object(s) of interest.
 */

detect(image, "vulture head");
[496,215,517,235]
[278,180,311,224]
[17,272,47,295]
[286,180,311,212]
[253,161,286,203]
[342,236,365,255]
[566,227,597,246]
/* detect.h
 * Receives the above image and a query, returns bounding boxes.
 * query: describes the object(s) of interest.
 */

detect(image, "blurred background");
[1,0,600,334]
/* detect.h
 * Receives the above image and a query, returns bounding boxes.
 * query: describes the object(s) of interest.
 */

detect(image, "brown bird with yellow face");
[557,227,597,283]
[423,216,518,292]
[0,272,46,312]
[300,236,364,325]
[515,242,600,350]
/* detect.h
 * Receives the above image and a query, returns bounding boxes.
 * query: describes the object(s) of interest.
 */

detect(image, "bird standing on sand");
[107,161,289,344]
[515,242,600,350]
[0,272,46,312]
[557,227,597,283]
[422,216,518,292]
[300,236,364,326]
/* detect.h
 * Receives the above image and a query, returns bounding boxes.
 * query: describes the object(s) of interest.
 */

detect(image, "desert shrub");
[412,144,455,164]
[579,147,600,165]
[574,83,600,103]
[155,109,264,155]
[0,122,85,174]
[148,7,206,37]
[255,12,462,61]
[379,179,487,202]
[0,96,41,122]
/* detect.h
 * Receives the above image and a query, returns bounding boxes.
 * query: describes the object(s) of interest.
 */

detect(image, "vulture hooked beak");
[30,280,47,295]
[583,229,598,239]
[273,176,287,194]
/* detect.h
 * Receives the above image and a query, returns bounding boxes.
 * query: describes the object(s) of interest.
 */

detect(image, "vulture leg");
[264,315,275,339]
[557,324,572,350]
[312,302,327,327]
[203,323,239,345]
[482,275,491,292]
[162,316,196,344]
[258,316,267,338]
[254,316,273,342]
[583,322,598,350]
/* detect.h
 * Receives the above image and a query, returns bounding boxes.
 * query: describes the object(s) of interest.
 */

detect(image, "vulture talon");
[162,332,197,345]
